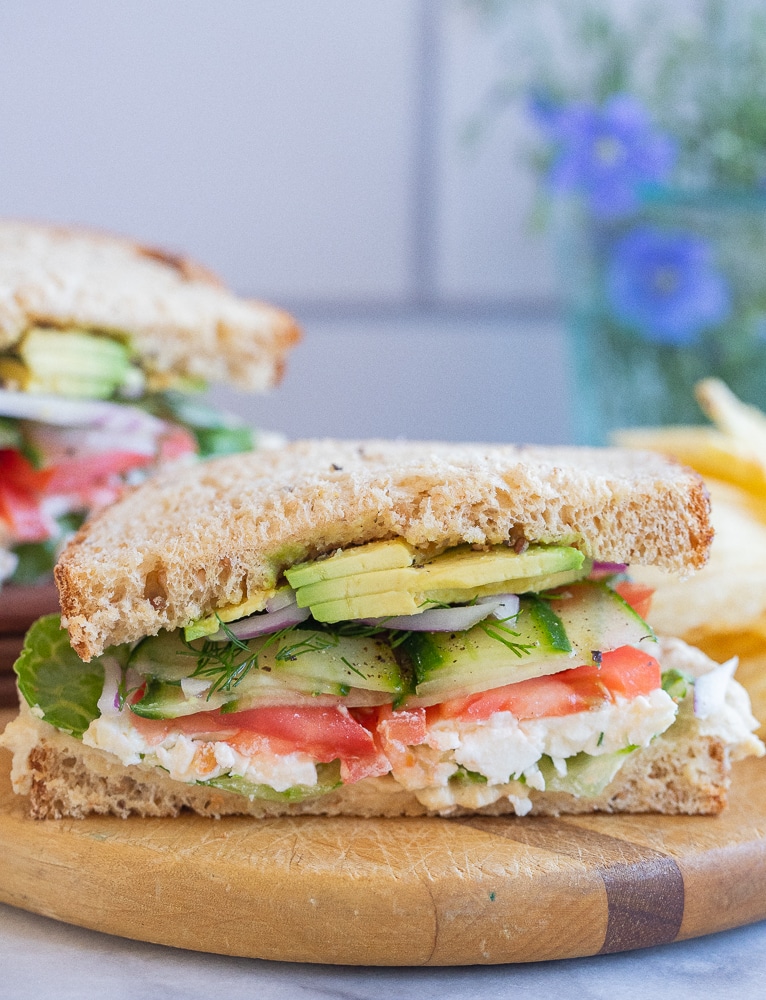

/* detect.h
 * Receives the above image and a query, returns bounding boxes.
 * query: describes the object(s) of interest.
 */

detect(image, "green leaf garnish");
[0,417,22,450]
[662,667,691,702]
[201,760,342,802]
[450,765,488,785]
[476,617,537,658]
[14,614,127,738]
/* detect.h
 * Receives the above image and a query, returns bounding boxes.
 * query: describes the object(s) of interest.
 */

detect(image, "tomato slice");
[369,705,427,772]
[0,480,52,541]
[158,425,197,462]
[130,709,239,745]
[614,581,654,618]
[0,446,158,538]
[130,704,390,784]
[227,705,378,760]
[577,644,661,700]
[45,451,154,494]
[431,645,661,723]
[0,449,53,491]
[0,451,54,540]
[376,705,427,747]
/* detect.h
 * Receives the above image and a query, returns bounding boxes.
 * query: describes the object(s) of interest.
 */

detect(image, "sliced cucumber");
[401,596,574,706]
[128,624,404,719]
[131,679,199,719]
[526,596,572,653]
[552,582,656,654]
[129,631,197,682]
[401,582,655,707]
[268,628,403,694]
[129,670,360,719]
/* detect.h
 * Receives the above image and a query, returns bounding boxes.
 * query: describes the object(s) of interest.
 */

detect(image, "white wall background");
[0,1,571,444]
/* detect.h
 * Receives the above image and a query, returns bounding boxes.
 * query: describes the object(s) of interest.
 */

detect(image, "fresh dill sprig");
[477,618,537,658]
[275,631,339,661]
[333,620,413,648]
[187,616,305,696]
[340,656,368,680]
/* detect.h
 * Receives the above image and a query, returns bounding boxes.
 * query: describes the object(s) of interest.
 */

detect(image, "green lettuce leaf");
[538,748,635,797]
[15,614,125,738]
[138,391,255,457]
[0,417,22,450]
[201,760,342,802]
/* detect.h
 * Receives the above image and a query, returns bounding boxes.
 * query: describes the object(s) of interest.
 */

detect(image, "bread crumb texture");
[55,440,713,659]
[0,220,300,390]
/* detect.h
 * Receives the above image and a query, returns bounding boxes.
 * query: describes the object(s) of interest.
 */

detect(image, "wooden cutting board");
[0,709,764,965]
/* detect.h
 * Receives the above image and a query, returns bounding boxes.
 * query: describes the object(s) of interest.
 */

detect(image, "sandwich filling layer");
[9,541,763,816]
[0,383,259,586]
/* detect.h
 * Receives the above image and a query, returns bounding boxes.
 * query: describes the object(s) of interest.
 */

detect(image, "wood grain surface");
[0,708,764,965]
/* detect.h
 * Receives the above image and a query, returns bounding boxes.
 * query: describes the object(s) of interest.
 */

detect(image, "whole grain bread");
[0,704,732,819]
[0,220,300,391]
[55,440,713,660]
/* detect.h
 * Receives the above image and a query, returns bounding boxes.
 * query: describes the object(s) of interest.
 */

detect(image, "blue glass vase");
[554,187,766,444]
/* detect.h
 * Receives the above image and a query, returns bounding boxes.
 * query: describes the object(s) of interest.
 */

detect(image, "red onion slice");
[476,594,520,619]
[0,388,164,435]
[590,562,628,580]
[97,658,142,716]
[357,600,503,632]
[208,601,310,641]
[693,657,738,719]
[265,588,300,613]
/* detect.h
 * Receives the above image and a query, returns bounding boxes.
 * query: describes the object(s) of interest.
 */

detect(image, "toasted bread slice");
[0,220,300,391]
[55,440,713,660]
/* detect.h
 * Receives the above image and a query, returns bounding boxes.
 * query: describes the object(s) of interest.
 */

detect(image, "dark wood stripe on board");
[453,815,685,954]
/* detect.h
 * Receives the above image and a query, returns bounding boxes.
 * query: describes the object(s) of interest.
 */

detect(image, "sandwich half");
[0,220,300,588]
[2,440,762,818]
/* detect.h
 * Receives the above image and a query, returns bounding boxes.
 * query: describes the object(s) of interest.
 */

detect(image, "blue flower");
[532,94,676,218]
[606,226,731,344]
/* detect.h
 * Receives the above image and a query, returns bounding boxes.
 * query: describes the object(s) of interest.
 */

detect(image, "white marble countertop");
[1,902,764,1000]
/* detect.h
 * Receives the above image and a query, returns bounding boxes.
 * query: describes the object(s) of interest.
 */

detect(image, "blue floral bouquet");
[471,0,766,442]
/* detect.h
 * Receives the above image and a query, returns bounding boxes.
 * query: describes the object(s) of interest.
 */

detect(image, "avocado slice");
[16,327,132,398]
[298,544,587,622]
[294,544,584,607]
[285,539,415,588]
[306,563,591,624]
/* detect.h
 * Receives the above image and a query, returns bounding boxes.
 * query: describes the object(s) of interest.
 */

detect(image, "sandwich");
[0,220,300,590]
[2,440,762,819]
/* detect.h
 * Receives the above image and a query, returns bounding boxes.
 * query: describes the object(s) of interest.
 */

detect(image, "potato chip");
[633,479,766,640]
[614,425,766,497]
[696,377,766,464]
[617,380,766,735]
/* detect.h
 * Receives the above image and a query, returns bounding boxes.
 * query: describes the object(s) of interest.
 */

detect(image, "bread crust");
[55,440,713,659]
[0,708,730,819]
[0,219,300,391]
